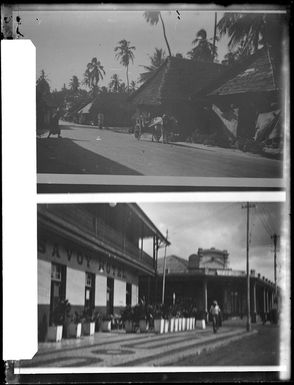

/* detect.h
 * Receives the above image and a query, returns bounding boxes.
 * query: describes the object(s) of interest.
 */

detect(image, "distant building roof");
[157,255,188,274]
[206,48,281,98]
[130,56,225,106]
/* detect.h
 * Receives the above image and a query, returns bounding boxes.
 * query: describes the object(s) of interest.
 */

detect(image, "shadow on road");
[37,138,142,175]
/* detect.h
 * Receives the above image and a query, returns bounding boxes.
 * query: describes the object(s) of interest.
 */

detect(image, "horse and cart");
[133,114,179,144]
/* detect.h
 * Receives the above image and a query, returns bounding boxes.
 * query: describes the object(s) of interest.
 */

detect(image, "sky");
[16,7,229,91]
[139,202,286,284]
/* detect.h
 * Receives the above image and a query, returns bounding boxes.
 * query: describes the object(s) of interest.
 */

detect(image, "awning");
[77,101,93,114]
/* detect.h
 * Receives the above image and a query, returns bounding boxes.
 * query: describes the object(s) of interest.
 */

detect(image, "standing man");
[209,300,221,333]
[162,114,169,144]
[97,112,104,129]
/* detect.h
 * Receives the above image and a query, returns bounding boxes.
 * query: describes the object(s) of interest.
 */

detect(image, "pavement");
[18,322,257,368]
[37,121,282,178]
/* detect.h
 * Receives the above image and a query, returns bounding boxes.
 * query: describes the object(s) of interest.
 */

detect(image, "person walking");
[97,112,104,129]
[162,114,169,144]
[210,300,221,333]
[47,108,61,138]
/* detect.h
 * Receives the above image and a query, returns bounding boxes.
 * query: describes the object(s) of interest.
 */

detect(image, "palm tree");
[36,69,50,95]
[108,74,122,93]
[114,39,136,91]
[129,80,137,93]
[187,29,217,62]
[83,57,106,91]
[69,75,80,92]
[139,48,166,83]
[217,13,284,58]
[221,43,248,65]
[119,82,127,93]
[143,11,172,56]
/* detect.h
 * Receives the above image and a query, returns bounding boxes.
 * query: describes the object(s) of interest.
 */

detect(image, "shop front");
[37,203,168,341]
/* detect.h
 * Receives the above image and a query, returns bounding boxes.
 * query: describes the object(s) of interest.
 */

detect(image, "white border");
[1,11,290,377]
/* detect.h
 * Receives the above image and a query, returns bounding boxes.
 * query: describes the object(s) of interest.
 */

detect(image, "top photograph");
[9,5,290,189]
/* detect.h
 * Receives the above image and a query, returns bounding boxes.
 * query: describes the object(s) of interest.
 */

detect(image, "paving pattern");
[18,325,255,368]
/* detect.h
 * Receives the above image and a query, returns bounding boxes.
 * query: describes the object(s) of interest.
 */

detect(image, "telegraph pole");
[242,202,255,332]
[161,230,169,305]
[212,12,218,61]
[271,233,279,295]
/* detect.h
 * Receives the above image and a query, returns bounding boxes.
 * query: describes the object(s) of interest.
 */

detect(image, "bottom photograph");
[19,201,285,369]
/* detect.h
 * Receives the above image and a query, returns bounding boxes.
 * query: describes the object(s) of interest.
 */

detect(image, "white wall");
[132,284,138,306]
[95,274,107,307]
[66,267,85,306]
[114,279,126,307]
[38,259,51,305]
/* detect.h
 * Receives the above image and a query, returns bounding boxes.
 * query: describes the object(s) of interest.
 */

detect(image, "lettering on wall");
[38,239,128,280]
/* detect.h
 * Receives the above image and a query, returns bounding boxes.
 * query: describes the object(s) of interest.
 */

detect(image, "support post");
[253,281,257,323]
[271,234,279,295]
[161,230,168,305]
[203,279,208,321]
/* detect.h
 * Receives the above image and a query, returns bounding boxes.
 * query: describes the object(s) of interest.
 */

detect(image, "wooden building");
[196,48,282,145]
[37,203,169,341]
[141,248,277,322]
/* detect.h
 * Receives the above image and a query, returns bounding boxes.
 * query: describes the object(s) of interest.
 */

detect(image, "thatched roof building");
[129,57,225,136]
[75,93,135,127]
[131,56,224,107]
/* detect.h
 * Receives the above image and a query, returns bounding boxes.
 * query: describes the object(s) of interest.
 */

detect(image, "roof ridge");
[159,254,188,265]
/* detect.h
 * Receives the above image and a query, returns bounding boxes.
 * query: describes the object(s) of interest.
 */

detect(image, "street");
[37,123,282,178]
[16,322,281,369]
[172,323,280,366]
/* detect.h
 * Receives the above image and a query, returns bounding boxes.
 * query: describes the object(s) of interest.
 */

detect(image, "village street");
[37,122,282,178]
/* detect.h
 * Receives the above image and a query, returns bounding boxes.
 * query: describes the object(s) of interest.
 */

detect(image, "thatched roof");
[130,56,225,106]
[205,48,281,98]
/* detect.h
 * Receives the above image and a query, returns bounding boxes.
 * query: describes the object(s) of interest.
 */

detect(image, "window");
[85,272,95,309]
[51,263,62,281]
[107,277,114,315]
[85,272,92,287]
[126,282,132,306]
[50,263,66,326]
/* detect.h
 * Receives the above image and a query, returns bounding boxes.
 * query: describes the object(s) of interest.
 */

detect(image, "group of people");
[134,112,176,143]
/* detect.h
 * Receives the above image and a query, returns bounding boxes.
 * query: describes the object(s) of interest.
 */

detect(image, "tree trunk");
[160,13,172,57]
[212,12,217,61]
[126,65,129,92]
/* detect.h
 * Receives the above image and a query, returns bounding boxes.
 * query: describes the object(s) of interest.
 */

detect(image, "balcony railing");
[40,205,154,268]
